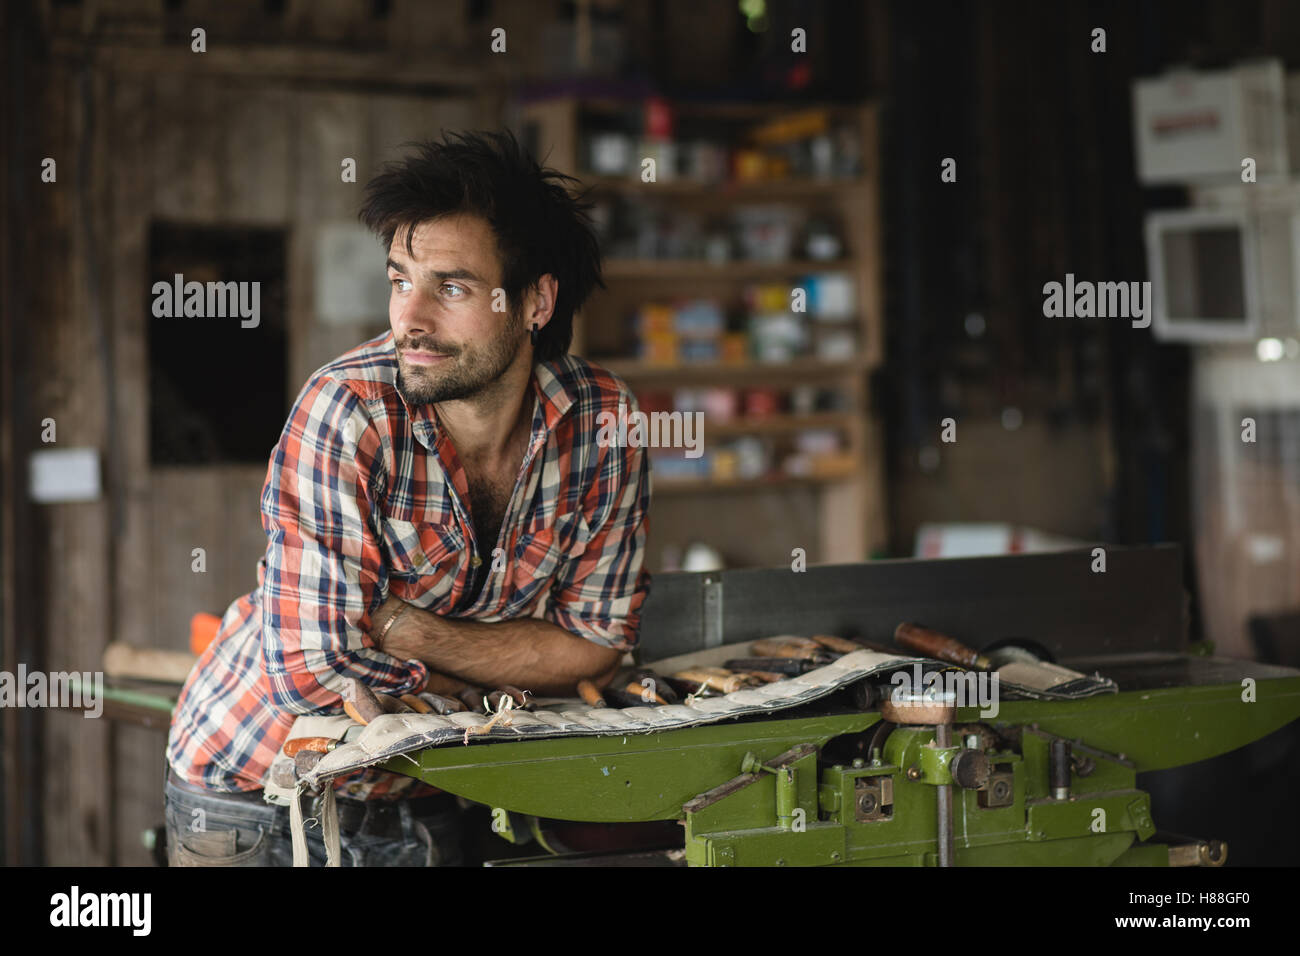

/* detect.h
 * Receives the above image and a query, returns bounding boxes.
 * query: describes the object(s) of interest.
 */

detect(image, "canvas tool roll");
[263,714,355,867]
[271,648,1117,866]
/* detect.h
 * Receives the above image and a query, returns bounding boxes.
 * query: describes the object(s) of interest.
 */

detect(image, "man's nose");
[392,289,435,339]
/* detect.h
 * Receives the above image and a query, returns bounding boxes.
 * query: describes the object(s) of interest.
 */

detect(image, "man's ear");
[526,274,559,331]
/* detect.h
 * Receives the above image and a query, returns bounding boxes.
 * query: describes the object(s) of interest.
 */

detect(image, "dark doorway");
[147,222,287,465]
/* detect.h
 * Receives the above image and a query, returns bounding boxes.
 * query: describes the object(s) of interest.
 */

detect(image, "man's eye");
[441,283,465,298]
[391,278,412,292]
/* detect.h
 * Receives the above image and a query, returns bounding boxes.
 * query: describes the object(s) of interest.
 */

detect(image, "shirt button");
[348,784,362,795]
[471,554,482,568]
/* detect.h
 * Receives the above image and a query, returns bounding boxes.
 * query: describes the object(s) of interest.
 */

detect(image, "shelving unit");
[516,95,886,568]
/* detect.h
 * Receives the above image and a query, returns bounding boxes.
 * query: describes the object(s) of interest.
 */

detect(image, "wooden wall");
[27,42,490,865]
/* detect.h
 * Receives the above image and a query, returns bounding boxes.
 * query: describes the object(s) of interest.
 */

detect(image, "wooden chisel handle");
[673,668,748,694]
[630,669,680,705]
[662,675,716,699]
[577,679,607,708]
[400,694,432,714]
[893,622,991,669]
[752,636,827,661]
[618,680,668,705]
[378,693,415,715]
[417,691,465,715]
[458,687,487,712]
[810,634,863,654]
[284,736,338,757]
[345,678,386,723]
[343,700,369,725]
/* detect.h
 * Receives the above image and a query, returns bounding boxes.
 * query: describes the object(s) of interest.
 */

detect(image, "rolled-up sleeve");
[545,421,651,651]
[260,375,427,713]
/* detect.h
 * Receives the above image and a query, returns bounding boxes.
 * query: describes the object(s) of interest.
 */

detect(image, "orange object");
[189,612,222,656]
[400,693,432,714]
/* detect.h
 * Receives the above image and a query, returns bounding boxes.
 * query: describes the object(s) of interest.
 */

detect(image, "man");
[164,130,651,866]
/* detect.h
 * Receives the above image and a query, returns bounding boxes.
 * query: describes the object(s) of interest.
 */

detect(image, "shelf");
[701,412,854,437]
[568,97,866,120]
[584,174,868,199]
[595,356,865,384]
[602,258,854,280]
[652,469,859,495]
[519,94,884,562]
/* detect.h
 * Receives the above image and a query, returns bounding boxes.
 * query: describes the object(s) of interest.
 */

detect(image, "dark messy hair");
[358,129,604,363]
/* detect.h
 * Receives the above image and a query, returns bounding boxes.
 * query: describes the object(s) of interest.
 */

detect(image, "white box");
[1133,60,1288,184]
[29,447,101,503]
[1145,201,1300,343]
[314,223,392,327]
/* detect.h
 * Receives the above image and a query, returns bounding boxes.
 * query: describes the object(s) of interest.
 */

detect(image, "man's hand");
[369,594,623,696]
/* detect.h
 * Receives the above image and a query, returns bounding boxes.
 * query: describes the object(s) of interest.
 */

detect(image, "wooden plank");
[151,72,224,221]
[39,61,113,866]
[64,39,487,90]
[149,466,266,654]
[151,468,232,652]
[112,722,168,866]
[0,0,50,865]
[219,82,293,224]
[367,92,480,173]
[222,465,271,607]
[288,92,370,389]
[111,72,155,660]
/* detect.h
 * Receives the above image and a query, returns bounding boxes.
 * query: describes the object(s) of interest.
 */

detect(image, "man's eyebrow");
[385,258,485,284]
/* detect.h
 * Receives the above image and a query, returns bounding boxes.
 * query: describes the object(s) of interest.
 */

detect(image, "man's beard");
[396,309,526,407]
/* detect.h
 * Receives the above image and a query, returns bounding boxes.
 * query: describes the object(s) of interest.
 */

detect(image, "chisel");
[671,667,754,694]
[893,622,992,669]
[576,679,607,708]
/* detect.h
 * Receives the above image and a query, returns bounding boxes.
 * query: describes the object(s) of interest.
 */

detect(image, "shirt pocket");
[380,517,463,603]
[503,511,590,614]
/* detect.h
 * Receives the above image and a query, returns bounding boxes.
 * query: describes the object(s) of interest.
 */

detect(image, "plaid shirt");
[167,330,651,797]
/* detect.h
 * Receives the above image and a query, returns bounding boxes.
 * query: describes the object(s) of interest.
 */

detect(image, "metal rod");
[935,722,953,867]
[1049,738,1071,801]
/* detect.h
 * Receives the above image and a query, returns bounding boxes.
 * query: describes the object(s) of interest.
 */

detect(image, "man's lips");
[402,349,451,365]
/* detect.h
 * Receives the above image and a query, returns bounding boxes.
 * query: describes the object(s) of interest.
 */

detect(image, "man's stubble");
[396,305,527,407]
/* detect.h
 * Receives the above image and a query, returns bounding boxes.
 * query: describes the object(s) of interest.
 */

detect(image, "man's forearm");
[376,600,622,696]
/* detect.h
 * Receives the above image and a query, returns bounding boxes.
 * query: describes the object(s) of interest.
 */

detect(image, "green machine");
[376,546,1300,866]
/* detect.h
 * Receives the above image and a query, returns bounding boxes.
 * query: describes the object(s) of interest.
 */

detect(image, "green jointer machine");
[310,546,1300,866]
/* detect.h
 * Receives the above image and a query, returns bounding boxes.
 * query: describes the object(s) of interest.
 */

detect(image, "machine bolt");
[852,758,865,769]
[907,765,922,781]
[870,747,882,766]
[858,792,877,814]
[950,749,991,789]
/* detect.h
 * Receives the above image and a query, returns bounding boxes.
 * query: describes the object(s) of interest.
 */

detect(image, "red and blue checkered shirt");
[167,330,651,796]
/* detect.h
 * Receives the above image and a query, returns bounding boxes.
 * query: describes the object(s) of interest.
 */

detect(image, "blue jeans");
[163,771,464,867]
